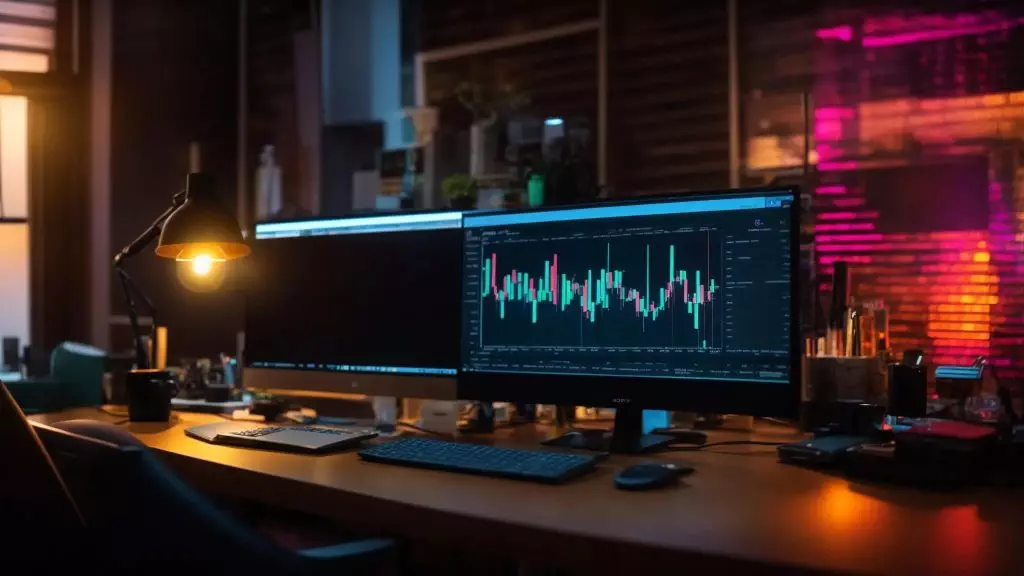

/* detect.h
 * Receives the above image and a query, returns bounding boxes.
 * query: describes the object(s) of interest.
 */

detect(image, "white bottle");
[255,145,282,220]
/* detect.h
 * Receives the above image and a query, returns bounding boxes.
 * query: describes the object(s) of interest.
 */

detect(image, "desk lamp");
[113,172,250,370]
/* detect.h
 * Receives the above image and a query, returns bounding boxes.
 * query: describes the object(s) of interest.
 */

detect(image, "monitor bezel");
[457,186,802,419]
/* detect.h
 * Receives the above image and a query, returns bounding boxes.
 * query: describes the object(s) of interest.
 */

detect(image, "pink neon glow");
[529,278,534,293]
[816,234,884,243]
[683,279,688,302]
[831,198,866,208]
[815,120,843,141]
[650,304,655,312]
[816,185,847,195]
[607,271,613,285]
[511,269,517,283]
[699,285,705,304]
[816,25,853,41]
[817,244,892,252]
[862,18,1023,48]
[815,223,876,232]
[583,280,589,314]
[816,143,842,161]
[532,288,536,301]
[815,107,855,120]
[634,293,640,315]
[818,211,859,221]
[818,161,859,172]
[818,255,872,265]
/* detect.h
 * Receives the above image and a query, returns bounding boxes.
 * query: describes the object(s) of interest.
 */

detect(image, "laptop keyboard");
[230,426,359,437]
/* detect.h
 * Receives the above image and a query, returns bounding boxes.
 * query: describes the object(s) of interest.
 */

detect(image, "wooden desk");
[32,408,1024,575]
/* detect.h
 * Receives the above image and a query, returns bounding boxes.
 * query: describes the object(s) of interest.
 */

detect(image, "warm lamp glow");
[176,257,227,293]
[191,254,215,276]
[166,242,247,262]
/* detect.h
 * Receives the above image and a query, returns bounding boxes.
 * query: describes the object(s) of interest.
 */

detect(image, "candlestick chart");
[477,231,723,351]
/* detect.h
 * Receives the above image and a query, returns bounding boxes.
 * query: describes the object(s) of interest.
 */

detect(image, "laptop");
[186,421,377,454]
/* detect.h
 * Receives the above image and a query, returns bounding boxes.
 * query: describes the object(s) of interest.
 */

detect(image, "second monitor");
[245,211,464,399]
[459,188,800,450]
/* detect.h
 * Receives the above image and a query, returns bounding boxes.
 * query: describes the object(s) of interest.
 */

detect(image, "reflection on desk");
[29,408,1024,575]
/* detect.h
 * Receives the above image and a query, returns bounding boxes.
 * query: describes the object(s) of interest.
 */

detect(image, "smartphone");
[777,435,872,467]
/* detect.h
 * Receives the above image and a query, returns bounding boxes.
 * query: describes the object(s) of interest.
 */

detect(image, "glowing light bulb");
[191,254,213,276]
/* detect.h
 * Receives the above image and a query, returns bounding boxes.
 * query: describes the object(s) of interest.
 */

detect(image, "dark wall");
[110,0,240,361]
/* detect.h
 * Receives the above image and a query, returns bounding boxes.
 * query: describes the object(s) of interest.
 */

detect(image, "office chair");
[31,419,395,575]
[0,382,90,568]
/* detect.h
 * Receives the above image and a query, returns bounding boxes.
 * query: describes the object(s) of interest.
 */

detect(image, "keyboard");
[186,422,377,453]
[358,437,603,484]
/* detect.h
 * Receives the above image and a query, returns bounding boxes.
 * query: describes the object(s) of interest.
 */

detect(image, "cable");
[665,440,785,452]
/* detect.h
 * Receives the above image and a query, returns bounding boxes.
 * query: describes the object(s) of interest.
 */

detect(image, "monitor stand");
[542,406,676,454]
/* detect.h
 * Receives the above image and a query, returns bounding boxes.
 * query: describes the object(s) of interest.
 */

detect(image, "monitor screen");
[246,211,463,386]
[459,189,798,416]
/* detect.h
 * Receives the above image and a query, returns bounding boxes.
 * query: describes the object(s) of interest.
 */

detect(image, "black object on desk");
[889,363,927,417]
[126,369,178,422]
[359,437,604,484]
[614,462,694,491]
[778,435,872,467]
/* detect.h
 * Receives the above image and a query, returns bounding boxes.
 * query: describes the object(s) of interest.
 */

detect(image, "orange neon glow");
[927,322,990,332]
[926,331,990,341]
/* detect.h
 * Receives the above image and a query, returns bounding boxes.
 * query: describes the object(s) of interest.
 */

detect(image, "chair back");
[0,382,88,566]
[31,420,297,573]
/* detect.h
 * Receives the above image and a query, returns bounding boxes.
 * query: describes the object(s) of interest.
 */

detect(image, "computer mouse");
[614,462,694,491]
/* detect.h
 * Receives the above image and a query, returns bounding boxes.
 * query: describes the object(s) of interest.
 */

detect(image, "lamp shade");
[154,172,250,261]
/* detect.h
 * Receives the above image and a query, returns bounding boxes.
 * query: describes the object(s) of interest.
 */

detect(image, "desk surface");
[32,408,1024,575]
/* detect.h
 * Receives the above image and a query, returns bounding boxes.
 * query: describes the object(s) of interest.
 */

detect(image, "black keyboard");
[358,438,603,484]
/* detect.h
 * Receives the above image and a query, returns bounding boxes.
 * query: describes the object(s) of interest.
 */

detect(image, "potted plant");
[442,173,478,209]
[455,81,529,177]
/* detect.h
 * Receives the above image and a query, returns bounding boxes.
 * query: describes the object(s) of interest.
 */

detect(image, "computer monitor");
[459,188,799,450]
[245,211,464,399]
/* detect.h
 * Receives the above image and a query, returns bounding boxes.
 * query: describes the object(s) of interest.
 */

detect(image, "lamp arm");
[112,190,184,368]
[112,190,186,267]
[117,267,151,369]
